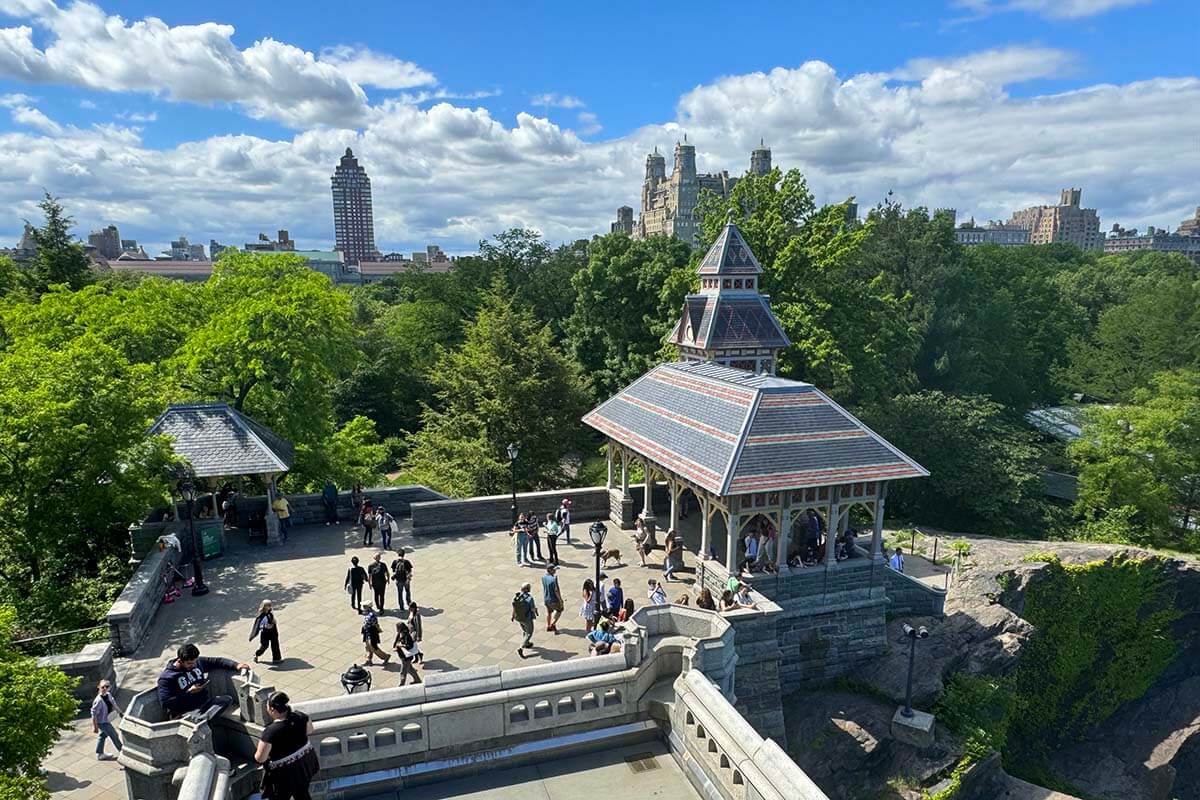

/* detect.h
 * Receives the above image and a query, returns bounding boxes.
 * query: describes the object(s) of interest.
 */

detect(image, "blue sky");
[0,0,1195,255]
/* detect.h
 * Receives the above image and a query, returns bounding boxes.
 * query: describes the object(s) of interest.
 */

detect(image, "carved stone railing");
[119,604,829,800]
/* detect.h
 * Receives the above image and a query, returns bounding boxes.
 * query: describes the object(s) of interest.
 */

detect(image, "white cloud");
[576,111,601,136]
[954,0,1148,19]
[0,91,32,106]
[78,98,95,109]
[531,92,585,109]
[0,12,1191,260]
[319,45,435,90]
[895,45,1076,85]
[116,110,156,122]
[0,0,388,127]
[10,103,59,134]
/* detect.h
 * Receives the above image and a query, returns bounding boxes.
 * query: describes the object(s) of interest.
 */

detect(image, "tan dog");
[600,548,623,568]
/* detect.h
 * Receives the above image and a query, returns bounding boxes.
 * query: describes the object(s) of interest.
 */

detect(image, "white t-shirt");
[889,553,905,572]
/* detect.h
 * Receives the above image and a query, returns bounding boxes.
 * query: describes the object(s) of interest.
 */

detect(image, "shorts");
[545,601,563,613]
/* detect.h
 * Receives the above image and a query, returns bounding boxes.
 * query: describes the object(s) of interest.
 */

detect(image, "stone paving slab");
[46,517,697,798]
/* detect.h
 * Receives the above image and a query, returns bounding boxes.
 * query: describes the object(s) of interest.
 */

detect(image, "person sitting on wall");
[156,643,249,722]
[839,528,858,560]
[586,619,622,655]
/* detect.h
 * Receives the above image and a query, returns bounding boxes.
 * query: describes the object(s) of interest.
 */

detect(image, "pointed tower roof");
[697,217,763,276]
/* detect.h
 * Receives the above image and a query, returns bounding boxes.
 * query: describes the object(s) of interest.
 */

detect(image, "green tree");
[298,415,389,492]
[1070,370,1200,547]
[859,391,1047,532]
[1063,273,1200,402]
[0,607,77,799]
[24,193,92,294]
[0,333,174,633]
[566,233,694,400]
[403,284,589,497]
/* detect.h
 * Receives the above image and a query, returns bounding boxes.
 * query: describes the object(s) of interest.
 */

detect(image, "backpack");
[555,507,567,524]
[361,612,379,636]
[512,593,529,622]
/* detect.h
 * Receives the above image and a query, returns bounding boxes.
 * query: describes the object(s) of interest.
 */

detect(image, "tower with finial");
[750,139,772,176]
[665,214,790,374]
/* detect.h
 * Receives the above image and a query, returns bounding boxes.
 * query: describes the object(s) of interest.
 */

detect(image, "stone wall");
[36,641,117,711]
[107,544,182,655]
[277,485,446,526]
[410,487,610,536]
[878,562,947,617]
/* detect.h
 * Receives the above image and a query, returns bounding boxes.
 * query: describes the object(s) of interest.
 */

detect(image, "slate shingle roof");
[148,403,294,478]
[667,294,790,350]
[697,223,762,276]
[583,362,927,496]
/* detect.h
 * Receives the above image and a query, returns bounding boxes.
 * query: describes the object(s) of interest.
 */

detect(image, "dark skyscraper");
[331,148,377,265]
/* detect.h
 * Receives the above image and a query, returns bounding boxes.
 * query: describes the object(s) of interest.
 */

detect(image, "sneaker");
[517,648,525,659]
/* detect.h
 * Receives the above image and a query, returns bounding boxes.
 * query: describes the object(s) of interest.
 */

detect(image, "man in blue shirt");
[889,547,905,573]
[541,565,563,633]
[606,577,624,618]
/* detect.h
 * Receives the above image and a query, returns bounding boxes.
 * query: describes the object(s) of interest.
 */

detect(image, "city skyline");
[0,0,1195,255]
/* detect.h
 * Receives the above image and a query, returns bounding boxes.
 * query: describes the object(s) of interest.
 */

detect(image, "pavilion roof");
[583,362,927,496]
[697,222,762,276]
[666,293,790,351]
[148,403,294,478]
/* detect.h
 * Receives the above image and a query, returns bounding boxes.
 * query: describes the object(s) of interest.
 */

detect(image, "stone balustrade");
[176,753,232,800]
[36,641,116,710]
[409,486,611,536]
[107,543,183,655]
[672,669,828,800]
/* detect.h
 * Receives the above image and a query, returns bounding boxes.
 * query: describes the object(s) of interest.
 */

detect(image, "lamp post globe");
[506,443,520,527]
[589,521,607,623]
[180,479,208,597]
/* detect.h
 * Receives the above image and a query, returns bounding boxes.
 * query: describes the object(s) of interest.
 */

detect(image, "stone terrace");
[45,516,700,799]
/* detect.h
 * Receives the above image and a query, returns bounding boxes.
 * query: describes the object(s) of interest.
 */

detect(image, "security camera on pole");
[890,622,935,748]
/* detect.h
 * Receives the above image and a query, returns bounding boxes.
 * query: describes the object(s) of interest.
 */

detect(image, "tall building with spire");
[331,148,378,265]
[625,138,773,247]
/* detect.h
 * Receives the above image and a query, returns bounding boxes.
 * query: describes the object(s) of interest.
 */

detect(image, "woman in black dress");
[254,691,318,800]
[250,600,281,663]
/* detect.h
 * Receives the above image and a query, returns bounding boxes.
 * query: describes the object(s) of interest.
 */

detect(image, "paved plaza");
[45,515,700,799]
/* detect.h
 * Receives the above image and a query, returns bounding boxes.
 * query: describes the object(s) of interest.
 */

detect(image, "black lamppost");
[507,443,520,526]
[900,623,929,717]
[589,521,607,623]
[179,479,209,596]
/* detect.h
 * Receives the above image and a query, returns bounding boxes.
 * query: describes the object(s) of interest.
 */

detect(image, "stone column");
[872,482,888,559]
[621,453,630,499]
[726,510,740,574]
[824,488,840,567]
[700,497,711,561]
[642,459,657,547]
[616,451,635,530]
[668,479,679,536]
[265,474,282,546]
[605,444,614,491]
[776,496,789,570]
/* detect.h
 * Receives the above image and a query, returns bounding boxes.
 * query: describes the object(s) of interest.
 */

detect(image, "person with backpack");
[407,601,423,662]
[361,503,378,547]
[512,582,538,658]
[390,549,414,608]
[377,506,396,551]
[367,553,389,612]
[555,498,572,544]
[360,605,390,666]
[344,556,367,612]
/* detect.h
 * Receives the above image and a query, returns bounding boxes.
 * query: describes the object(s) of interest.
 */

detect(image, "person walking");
[392,622,422,685]
[367,553,389,612]
[91,680,123,761]
[360,606,390,666]
[351,484,365,525]
[250,600,281,664]
[511,514,529,566]
[271,492,292,543]
[391,549,414,608]
[634,519,649,567]
[541,564,564,633]
[254,691,319,800]
[889,547,905,573]
[580,578,598,633]
[512,582,538,659]
[361,503,378,547]
[739,529,760,576]
[407,602,423,662]
[321,480,339,526]
[597,572,610,617]
[543,512,560,566]
[378,506,396,550]
[555,498,572,544]
[344,556,367,612]
[664,534,681,581]
[525,513,544,562]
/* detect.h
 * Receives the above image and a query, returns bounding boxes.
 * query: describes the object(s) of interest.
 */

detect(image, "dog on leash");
[600,548,623,568]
